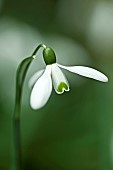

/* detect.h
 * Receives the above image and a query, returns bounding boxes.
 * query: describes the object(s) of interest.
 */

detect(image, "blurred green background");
[0,0,112,169]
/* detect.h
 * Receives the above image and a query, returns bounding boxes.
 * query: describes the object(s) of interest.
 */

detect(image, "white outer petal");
[29,69,44,89]
[57,64,108,82]
[30,65,52,110]
[51,63,69,94]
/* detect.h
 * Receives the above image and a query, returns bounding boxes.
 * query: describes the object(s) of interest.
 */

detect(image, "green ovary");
[57,82,69,93]
[43,47,56,65]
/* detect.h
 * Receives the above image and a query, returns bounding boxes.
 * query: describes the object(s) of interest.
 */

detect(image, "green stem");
[13,115,22,170]
[13,56,34,170]
[32,44,46,56]
[13,44,46,170]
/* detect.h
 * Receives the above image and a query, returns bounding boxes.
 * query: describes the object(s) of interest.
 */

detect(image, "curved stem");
[13,44,46,170]
[13,56,34,170]
[32,44,46,56]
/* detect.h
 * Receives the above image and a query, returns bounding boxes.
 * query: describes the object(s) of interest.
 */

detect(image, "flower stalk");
[13,44,45,169]
[13,56,34,169]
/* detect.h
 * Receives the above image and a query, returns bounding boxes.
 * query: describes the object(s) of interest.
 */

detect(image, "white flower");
[29,47,108,110]
[29,45,108,109]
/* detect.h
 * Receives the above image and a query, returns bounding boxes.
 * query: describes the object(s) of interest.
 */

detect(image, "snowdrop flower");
[29,47,108,110]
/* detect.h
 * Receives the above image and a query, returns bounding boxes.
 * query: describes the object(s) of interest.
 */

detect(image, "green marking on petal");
[57,82,69,93]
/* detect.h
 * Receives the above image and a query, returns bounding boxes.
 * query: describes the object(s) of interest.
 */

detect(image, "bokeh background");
[0,0,112,169]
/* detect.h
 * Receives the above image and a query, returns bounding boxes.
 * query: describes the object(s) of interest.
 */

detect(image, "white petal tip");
[30,91,48,110]
[30,101,44,110]
[97,74,109,83]
[103,76,108,83]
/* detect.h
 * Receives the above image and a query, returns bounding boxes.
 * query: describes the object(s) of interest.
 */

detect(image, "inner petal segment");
[51,63,70,94]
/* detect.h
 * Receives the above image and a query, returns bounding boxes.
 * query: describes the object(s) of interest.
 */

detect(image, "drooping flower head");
[29,46,108,110]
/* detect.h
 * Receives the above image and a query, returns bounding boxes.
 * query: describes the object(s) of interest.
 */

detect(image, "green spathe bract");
[57,82,69,93]
[43,47,56,65]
